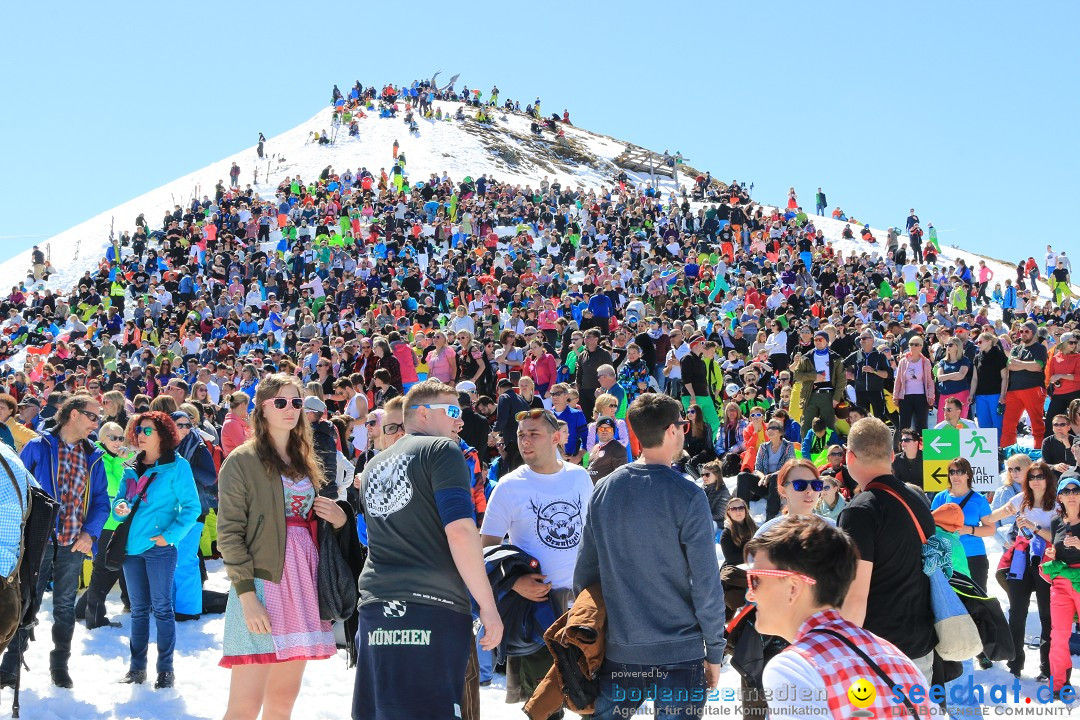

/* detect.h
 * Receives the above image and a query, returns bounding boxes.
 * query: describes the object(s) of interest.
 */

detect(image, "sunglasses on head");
[264,397,304,410]
[786,479,825,492]
[515,408,559,429]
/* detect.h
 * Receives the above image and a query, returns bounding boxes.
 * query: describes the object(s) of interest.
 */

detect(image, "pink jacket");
[391,341,419,384]
[524,353,557,389]
[893,353,936,405]
[221,412,251,456]
[537,308,558,331]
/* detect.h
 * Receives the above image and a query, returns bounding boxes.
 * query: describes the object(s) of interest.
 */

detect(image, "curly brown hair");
[126,411,181,453]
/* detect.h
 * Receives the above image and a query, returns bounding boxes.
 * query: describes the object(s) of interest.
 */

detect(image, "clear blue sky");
[1,1,1076,263]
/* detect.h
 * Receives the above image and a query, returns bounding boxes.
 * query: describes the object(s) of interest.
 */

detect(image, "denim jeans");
[591,658,708,719]
[1,541,85,673]
[124,544,178,673]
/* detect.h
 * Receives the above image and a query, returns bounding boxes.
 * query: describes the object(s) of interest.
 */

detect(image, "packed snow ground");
[2,479,1057,720]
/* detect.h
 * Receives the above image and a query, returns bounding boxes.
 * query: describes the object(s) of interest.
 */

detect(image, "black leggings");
[898,394,930,437]
[1006,561,1051,676]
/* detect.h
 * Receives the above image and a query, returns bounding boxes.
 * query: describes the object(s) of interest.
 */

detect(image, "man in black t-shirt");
[1002,320,1049,447]
[353,380,502,720]
[839,417,936,681]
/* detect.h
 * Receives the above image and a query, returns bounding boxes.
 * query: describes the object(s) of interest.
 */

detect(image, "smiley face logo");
[847,678,876,709]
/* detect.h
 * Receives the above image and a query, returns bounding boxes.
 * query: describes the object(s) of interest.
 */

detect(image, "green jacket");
[96,442,135,531]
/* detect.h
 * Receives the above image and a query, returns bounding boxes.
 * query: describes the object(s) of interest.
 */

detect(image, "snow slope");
[4,96,1066,311]
[1,95,1072,718]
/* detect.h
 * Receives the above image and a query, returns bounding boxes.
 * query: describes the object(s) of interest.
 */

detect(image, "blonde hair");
[305,381,325,400]
[594,393,618,419]
[250,373,326,489]
[179,402,202,425]
[99,421,124,439]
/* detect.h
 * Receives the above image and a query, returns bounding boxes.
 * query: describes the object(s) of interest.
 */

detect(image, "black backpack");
[0,451,58,718]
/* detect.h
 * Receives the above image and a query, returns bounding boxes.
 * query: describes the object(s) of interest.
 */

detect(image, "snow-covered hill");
[2,95,1065,311]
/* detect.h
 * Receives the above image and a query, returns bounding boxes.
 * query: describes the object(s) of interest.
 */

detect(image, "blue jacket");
[112,451,200,556]
[21,431,110,542]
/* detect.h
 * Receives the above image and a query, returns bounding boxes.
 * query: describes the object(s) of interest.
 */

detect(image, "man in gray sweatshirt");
[574,393,726,719]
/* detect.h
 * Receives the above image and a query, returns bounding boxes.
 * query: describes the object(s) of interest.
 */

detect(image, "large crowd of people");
[0,78,1079,718]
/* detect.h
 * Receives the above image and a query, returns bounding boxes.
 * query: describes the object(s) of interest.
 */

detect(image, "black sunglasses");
[786,479,825,492]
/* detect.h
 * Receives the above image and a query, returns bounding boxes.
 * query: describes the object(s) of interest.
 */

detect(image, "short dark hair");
[627,393,681,449]
[55,394,100,428]
[745,515,858,608]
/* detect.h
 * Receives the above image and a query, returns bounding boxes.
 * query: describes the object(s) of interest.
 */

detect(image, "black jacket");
[484,544,558,662]
[311,420,339,498]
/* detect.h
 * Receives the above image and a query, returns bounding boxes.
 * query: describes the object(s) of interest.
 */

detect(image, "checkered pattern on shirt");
[784,609,935,720]
[54,442,86,546]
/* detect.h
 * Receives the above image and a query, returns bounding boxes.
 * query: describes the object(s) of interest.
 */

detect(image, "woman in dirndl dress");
[217,373,347,719]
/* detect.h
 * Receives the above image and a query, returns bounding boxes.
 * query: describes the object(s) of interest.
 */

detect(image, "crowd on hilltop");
[2,78,1080,718]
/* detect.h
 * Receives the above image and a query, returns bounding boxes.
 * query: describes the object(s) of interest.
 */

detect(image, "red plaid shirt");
[781,609,934,720]
[55,441,87,546]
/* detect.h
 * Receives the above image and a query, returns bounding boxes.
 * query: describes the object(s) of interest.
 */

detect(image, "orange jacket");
[524,585,606,719]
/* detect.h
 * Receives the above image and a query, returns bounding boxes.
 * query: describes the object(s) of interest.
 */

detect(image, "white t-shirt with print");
[481,462,593,590]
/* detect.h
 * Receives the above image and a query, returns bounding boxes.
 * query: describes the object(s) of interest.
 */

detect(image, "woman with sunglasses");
[930,458,994,591]
[718,494,755,620]
[741,418,796,522]
[78,421,134,630]
[814,472,847,521]
[747,516,936,720]
[984,461,1056,679]
[426,332,457,384]
[1040,473,1080,698]
[585,393,631,461]
[933,337,972,424]
[221,392,252,457]
[893,335,935,435]
[1044,414,1074,474]
[756,459,830,537]
[1043,334,1080,442]
[112,411,200,688]
[683,403,716,470]
[217,373,348,717]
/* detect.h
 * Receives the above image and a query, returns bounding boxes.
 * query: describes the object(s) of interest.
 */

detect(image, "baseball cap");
[19,396,41,408]
[595,417,616,430]
[455,381,477,393]
[1058,472,1080,494]
[303,396,327,413]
